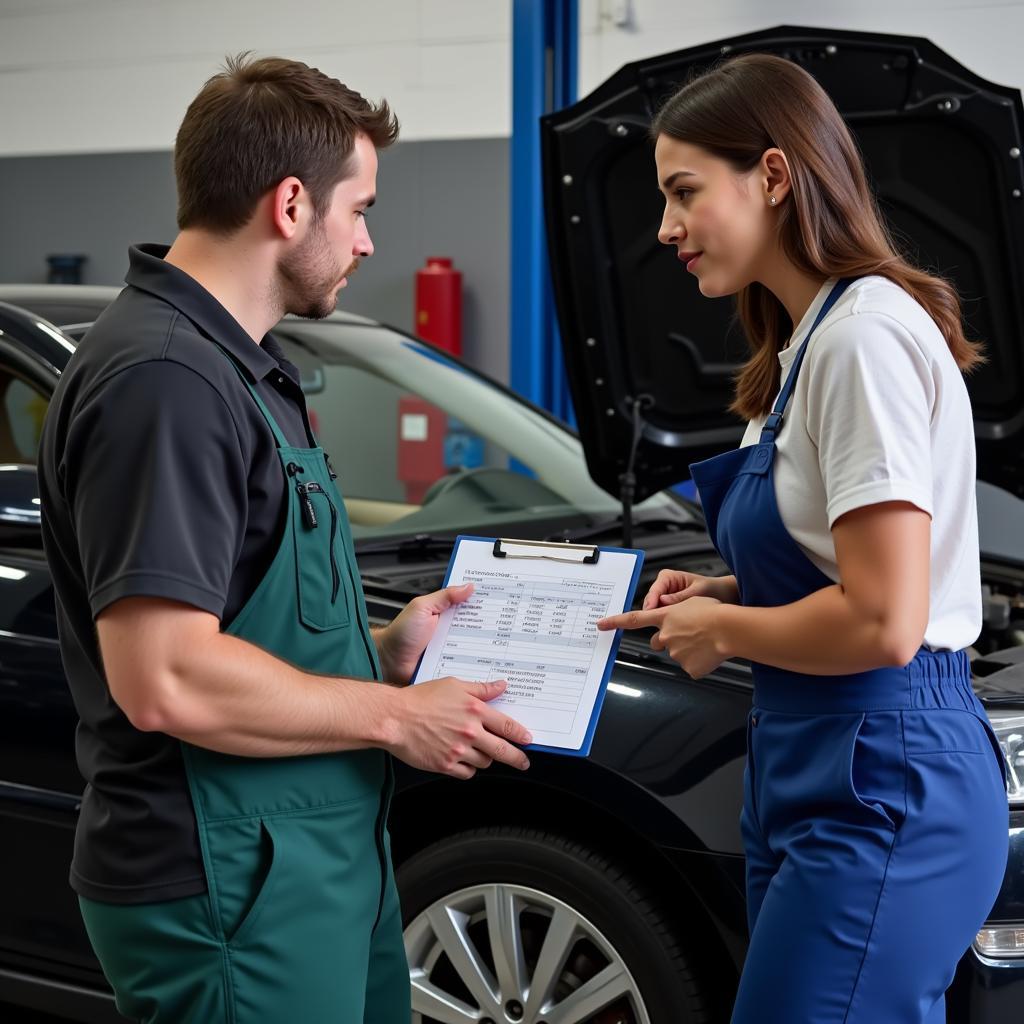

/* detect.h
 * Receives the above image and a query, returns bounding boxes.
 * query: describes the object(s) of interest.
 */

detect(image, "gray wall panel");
[0,137,510,382]
[0,150,179,289]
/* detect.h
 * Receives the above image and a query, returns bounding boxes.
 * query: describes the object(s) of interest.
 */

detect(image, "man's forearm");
[715,583,920,675]
[138,628,401,758]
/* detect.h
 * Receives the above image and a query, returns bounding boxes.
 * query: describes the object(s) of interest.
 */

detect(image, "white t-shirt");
[739,275,981,651]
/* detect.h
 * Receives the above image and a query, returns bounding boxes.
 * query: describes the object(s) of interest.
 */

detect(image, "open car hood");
[542,25,1024,502]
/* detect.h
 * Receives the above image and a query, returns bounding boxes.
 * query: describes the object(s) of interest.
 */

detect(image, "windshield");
[272,317,693,540]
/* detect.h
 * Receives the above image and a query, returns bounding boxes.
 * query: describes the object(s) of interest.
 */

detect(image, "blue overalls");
[689,280,1009,1024]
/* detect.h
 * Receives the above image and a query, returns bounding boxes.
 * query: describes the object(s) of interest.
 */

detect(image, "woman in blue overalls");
[599,54,1009,1022]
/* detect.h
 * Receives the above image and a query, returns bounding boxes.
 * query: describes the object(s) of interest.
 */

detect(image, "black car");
[1,25,1023,1024]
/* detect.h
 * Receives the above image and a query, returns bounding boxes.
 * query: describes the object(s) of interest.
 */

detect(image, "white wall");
[8,1,1021,159]
[0,0,512,158]
[579,0,1024,99]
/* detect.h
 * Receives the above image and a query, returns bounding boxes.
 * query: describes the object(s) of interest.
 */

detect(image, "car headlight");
[989,711,1024,806]
[975,924,1024,960]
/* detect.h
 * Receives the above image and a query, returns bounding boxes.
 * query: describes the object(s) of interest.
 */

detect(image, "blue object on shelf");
[444,418,485,470]
[47,254,87,285]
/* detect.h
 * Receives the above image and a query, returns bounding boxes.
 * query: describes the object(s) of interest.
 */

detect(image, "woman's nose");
[658,211,682,246]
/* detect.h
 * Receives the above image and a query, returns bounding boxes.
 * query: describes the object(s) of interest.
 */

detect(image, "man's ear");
[761,148,793,204]
[271,177,307,240]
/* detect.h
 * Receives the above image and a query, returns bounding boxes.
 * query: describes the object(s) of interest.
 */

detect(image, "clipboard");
[412,535,645,757]
[492,537,602,564]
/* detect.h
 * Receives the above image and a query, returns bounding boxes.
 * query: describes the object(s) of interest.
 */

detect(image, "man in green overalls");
[38,55,532,1023]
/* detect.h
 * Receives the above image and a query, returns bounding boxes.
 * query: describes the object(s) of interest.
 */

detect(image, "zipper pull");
[297,482,318,529]
[324,452,338,480]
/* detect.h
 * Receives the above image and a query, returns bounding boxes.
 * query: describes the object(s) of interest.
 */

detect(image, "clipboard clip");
[492,537,600,565]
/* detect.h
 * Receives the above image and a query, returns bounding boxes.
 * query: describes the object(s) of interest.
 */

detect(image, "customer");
[600,53,1008,1024]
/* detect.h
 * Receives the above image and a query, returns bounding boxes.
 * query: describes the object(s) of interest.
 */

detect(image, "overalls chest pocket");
[287,456,352,631]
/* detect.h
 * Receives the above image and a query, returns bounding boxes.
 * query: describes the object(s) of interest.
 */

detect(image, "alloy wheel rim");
[404,882,650,1024]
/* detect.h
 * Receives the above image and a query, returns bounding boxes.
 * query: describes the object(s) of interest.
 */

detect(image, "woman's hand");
[642,569,739,610]
[597,596,730,679]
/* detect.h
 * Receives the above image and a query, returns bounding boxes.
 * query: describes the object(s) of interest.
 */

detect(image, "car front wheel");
[398,826,709,1024]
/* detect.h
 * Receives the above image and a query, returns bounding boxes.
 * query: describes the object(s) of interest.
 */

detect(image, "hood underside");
[543,25,1024,501]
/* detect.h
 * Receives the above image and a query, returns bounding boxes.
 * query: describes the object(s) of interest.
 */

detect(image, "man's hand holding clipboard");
[374,580,533,779]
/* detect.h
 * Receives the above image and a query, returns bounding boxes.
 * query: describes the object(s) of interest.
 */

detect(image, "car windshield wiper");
[356,513,708,556]
[354,532,458,557]
[545,515,706,546]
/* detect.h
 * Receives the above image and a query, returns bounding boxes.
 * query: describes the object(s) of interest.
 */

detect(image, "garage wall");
[3,1,1024,390]
[0,0,514,379]
[0,138,511,384]
[579,0,1024,97]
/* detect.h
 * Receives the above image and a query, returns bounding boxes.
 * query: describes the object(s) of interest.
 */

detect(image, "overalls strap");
[213,345,294,450]
[759,278,854,444]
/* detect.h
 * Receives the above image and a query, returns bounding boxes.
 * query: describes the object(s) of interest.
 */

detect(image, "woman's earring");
[768,194,778,205]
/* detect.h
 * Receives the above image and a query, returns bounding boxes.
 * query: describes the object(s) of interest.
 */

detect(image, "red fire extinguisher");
[415,257,462,356]
[400,258,471,503]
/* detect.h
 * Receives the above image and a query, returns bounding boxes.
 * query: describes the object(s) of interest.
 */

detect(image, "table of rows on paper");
[428,573,614,736]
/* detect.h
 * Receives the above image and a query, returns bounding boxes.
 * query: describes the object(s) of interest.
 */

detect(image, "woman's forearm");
[715,583,923,675]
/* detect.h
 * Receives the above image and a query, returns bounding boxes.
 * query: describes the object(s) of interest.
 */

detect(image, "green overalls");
[79,348,411,1023]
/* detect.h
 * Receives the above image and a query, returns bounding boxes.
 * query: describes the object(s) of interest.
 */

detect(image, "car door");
[0,362,99,977]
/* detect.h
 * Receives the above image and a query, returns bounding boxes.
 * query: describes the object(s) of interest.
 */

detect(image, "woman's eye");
[675,188,693,201]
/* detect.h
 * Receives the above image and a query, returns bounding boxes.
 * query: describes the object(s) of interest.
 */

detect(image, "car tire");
[397,825,710,1024]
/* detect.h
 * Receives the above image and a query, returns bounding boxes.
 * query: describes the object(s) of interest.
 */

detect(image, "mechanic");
[599,53,1008,1024]
[38,54,531,1023]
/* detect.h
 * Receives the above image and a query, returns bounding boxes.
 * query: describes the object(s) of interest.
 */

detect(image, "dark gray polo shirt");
[39,244,318,903]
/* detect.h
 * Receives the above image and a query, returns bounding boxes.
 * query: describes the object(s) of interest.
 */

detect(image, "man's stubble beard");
[277,223,359,321]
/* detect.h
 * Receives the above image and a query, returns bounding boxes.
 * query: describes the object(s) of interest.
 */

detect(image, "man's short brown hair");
[174,53,399,233]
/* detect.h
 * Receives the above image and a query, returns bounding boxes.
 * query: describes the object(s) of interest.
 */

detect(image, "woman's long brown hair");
[651,54,984,420]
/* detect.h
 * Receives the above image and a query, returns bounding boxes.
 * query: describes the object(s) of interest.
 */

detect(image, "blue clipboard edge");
[409,534,646,759]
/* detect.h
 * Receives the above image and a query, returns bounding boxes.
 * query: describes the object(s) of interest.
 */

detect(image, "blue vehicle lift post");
[510,0,578,426]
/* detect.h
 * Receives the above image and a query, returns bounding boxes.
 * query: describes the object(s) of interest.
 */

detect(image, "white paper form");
[412,538,642,753]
